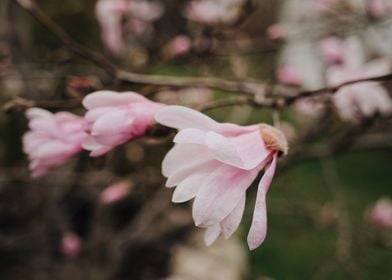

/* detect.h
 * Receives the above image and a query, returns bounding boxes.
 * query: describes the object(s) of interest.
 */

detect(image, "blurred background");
[0,0,391,279]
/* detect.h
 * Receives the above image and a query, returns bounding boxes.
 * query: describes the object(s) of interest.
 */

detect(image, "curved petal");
[192,165,258,227]
[91,111,134,145]
[162,143,211,177]
[82,91,148,109]
[155,105,220,131]
[205,131,267,170]
[25,108,53,120]
[247,154,277,250]
[173,128,206,145]
[204,224,221,246]
[220,194,246,239]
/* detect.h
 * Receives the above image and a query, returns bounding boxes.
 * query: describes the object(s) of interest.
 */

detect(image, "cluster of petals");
[95,0,163,54]
[155,105,288,250]
[326,37,392,121]
[23,108,87,178]
[82,90,164,157]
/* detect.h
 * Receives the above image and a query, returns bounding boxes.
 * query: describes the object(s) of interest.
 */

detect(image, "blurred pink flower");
[294,98,325,117]
[60,232,81,258]
[82,91,164,157]
[320,36,344,65]
[162,35,192,59]
[368,198,392,229]
[96,0,129,55]
[367,0,392,17]
[155,106,288,250]
[23,108,87,178]
[266,24,285,40]
[100,181,131,204]
[327,37,392,121]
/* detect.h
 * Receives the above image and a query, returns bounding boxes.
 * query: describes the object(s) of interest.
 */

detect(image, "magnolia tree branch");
[13,0,392,109]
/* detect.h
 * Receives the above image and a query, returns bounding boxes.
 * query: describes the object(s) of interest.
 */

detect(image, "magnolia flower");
[320,36,344,65]
[96,0,129,54]
[162,35,192,59]
[368,198,392,229]
[155,106,288,250]
[82,91,164,157]
[327,37,392,121]
[23,108,87,178]
[367,0,392,17]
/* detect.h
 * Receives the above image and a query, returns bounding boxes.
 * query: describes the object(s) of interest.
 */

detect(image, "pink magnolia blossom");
[23,108,87,178]
[82,91,164,157]
[100,181,131,204]
[327,37,392,121]
[367,0,392,17]
[155,106,288,250]
[368,198,392,229]
[59,232,81,258]
[96,0,129,55]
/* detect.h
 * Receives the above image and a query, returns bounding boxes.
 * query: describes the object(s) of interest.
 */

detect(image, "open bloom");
[23,108,87,178]
[327,37,392,121]
[155,106,288,250]
[82,91,164,157]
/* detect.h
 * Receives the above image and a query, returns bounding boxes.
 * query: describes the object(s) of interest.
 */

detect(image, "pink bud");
[266,24,284,40]
[368,198,392,229]
[100,181,131,204]
[60,233,81,258]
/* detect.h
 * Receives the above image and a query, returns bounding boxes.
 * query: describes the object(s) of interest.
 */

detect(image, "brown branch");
[13,0,392,108]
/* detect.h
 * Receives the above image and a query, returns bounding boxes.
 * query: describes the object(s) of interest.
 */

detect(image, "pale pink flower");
[82,91,164,157]
[367,0,392,17]
[100,181,131,204]
[23,108,87,178]
[59,232,81,258]
[96,0,129,54]
[368,198,392,229]
[155,106,288,250]
[327,37,392,121]
[320,36,344,65]
[266,24,285,40]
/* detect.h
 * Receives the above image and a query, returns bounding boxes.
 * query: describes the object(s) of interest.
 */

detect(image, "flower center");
[259,124,288,155]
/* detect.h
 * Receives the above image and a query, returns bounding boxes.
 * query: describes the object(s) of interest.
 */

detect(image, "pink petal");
[247,154,277,250]
[173,128,206,145]
[192,165,259,227]
[220,194,246,239]
[166,159,219,188]
[91,111,134,145]
[82,91,148,109]
[155,105,220,131]
[82,136,112,157]
[205,131,267,170]
[25,108,53,120]
[162,143,212,177]
[171,168,210,203]
[204,224,221,246]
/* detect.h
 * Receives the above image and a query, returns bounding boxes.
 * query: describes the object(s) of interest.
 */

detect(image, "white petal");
[204,224,221,246]
[82,91,148,109]
[247,154,277,250]
[155,105,220,131]
[173,128,206,145]
[192,165,258,227]
[220,194,246,239]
